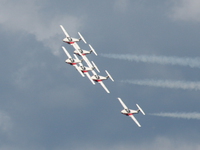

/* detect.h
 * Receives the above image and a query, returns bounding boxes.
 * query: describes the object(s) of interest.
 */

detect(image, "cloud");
[150,112,200,120]
[0,111,12,133]
[101,53,200,69]
[0,0,85,55]
[121,79,200,90]
[170,0,200,22]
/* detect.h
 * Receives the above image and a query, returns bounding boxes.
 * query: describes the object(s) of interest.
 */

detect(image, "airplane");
[62,46,85,77]
[72,43,97,68]
[73,43,98,56]
[117,97,145,127]
[73,55,100,85]
[91,70,114,93]
[60,25,87,44]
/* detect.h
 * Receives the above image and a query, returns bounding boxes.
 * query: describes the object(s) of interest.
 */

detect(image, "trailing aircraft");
[118,97,145,127]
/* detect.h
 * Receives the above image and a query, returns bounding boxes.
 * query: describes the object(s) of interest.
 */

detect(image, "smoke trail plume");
[121,79,200,90]
[101,54,200,68]
[150,112,200,120]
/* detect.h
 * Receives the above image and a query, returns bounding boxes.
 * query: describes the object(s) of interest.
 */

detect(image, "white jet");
[91,70,114,93]
[73,55,100,85]
[60,25,87,44]
[118,97,145,127]
[62,46,85,77]
[74,44,98,56]
[73,43,97,68]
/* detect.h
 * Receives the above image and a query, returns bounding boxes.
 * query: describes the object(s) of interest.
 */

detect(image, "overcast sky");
[1,0,200,149]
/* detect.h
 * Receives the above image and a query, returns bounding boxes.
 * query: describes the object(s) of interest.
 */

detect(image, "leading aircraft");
[91,70,114,93]
[62,46,85,77]
[60,25,87,44]
[118,97,145,127]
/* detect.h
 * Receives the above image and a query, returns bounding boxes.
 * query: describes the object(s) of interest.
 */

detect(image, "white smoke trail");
[121,79,200,90]
[101,54,200,68]
[150,112,200,120]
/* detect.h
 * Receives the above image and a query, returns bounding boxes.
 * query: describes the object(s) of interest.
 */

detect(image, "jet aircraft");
[62,46,85,77]
[91,70,114,93]
[118,97,145,127]
[72,43,98,68]
[60,25,87,44]
[73,44,97,56]
[73,55,100,84]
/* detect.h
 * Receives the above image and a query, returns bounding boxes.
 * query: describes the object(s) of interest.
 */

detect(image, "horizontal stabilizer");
[78,32,87,44]
[105,70,114,82]
[91,61,100,72]
[136,104,145,115]
[89,44,97,56]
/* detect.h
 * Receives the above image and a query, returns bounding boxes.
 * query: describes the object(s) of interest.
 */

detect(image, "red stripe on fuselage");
[96,80,102,82]
[65,42,75,44]
[68,63,76,65]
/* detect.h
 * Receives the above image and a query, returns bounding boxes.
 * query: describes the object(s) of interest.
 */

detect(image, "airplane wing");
[62,46,72,58]
[74,65,85,77]
[91,69,97,76]
[72,42,80,49]
[72,43,93,66]
[117,98,128,109]
[73,43,94,68]
[129,114,141,127]
[60,25,70,38]
[85,72,95,85]
[99,81,110,93]
[82,55,94,68]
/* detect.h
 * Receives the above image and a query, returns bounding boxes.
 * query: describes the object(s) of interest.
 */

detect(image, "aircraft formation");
[60,25,145,127]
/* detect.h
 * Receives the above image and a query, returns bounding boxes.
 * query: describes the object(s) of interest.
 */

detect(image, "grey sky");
[1,0,200,149]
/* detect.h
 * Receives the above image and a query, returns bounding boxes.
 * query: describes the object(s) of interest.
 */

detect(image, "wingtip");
[117,97,122,102]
